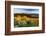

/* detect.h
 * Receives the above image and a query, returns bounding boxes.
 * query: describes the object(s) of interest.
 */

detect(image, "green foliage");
[14,21,39,27]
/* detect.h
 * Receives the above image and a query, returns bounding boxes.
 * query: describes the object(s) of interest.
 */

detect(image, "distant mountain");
[14,13,39,18]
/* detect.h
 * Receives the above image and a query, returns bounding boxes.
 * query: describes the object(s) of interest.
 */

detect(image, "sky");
[14,8,39,14]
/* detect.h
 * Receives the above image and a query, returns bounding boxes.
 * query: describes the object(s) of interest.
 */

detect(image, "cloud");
[14,8,39,14]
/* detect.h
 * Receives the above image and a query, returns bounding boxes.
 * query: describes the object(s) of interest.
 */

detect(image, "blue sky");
[14,8,39,14]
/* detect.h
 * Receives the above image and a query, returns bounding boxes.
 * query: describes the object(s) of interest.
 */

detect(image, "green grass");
[14,23,39,27]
